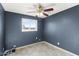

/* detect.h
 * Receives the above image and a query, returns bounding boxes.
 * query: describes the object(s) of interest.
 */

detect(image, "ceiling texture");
[1,3,79,18]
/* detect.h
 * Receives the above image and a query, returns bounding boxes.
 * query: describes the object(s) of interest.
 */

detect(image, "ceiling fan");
[27,4,54,17]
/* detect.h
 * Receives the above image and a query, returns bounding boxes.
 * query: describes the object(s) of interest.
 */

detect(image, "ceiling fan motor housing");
[37,4,44,13]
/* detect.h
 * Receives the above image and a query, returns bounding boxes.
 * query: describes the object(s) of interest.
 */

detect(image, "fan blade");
[44,8,53,12]
[43,13,48,16]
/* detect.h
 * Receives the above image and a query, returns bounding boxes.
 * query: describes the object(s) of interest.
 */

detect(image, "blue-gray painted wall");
[4,11,43,50]
[0,4,4,55]
[44,5,79,55]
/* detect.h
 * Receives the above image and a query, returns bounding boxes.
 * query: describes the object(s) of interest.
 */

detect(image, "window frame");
[22,18,38,32]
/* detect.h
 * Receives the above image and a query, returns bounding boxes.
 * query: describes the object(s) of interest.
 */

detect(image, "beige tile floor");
[7,42,77,56]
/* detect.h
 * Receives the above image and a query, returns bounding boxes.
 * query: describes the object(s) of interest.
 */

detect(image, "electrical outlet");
[39,39,41,41]
[36,37,38,40]
[3,48,4,51]
[57,42,60,46]
[13,45,16,48]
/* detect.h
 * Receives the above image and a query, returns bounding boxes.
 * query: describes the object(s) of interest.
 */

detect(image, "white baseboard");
[16,41,77,56]
[44,41,77,56]
[16,41,45,50]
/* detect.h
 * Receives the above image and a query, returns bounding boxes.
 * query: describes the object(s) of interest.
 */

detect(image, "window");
[22,18,37,32]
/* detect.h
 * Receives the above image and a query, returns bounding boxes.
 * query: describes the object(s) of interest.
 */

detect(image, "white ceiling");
[1,3,79,18]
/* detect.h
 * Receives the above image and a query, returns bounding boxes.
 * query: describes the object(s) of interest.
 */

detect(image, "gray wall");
[0,4,4,55]
[4,11,43,50]
[44,5,79,55]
